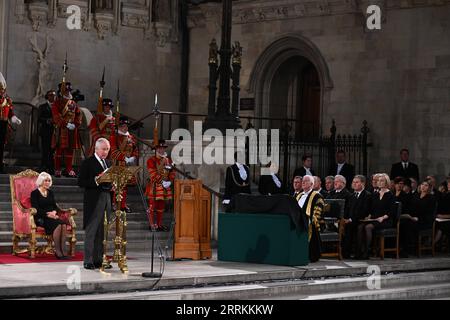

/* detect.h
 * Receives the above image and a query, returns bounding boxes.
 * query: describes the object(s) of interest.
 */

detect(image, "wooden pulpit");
[173,179,212,260]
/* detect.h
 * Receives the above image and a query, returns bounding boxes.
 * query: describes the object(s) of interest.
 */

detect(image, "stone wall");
[5,0,181,132]
[0,0,10,74]
[187,0,450,182]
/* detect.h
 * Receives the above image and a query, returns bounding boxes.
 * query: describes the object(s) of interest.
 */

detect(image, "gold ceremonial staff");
[99,82,141,274]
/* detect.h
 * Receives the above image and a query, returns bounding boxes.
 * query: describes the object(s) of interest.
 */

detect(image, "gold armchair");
[10,169,77,258]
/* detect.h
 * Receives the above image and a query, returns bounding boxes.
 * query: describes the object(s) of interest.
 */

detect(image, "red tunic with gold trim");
[51,98,82,150]
[145,155,176,201]
[0,95,14,147]
[110,131,139,181]
[0,95,14,122]
[88,113,116,156]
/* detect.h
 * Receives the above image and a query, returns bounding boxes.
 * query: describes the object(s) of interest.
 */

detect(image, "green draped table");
[218,212,309,266]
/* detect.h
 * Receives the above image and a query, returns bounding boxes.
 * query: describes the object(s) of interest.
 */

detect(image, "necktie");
[101,159,107,171]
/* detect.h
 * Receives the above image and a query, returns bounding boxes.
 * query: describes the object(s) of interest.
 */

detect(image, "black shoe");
[95,262,112,269]
[84,263,96,270]
[123,206,132,213]
[55,253,68,260]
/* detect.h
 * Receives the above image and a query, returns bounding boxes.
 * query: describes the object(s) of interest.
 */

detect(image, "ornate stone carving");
[29,33,53,105]
[121,3,150,29]
[154,22,172,47]
[94,12,114,40]
[186,0,450,28]
[28,1,49,32]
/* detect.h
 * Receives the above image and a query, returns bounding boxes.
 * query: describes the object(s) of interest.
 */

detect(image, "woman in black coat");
[357,173,396,259]
[30,172,69,259]
[400,180,436,256]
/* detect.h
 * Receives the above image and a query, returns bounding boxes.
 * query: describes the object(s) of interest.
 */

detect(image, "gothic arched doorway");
[269,56,321,140]
[248,35,333,141]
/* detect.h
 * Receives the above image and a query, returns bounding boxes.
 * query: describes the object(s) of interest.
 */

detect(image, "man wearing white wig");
[0,72,22,173]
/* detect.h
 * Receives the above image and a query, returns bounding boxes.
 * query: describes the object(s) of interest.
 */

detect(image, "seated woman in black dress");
[357,173,395,259]
[435,178,450,247]
[30,172,69,259]
[400,180,436,257]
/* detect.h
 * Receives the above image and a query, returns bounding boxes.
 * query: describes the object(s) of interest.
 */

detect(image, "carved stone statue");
[232,41,242,65]
[29,33,52,105]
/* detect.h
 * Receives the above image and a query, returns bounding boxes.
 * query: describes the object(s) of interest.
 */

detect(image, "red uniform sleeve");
[74,104,82,127]
[51,103,65,127]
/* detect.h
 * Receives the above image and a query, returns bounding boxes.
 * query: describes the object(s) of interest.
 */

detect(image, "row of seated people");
[259,169,450,259]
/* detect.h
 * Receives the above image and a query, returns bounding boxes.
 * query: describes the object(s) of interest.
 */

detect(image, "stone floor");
[1,249,450,299]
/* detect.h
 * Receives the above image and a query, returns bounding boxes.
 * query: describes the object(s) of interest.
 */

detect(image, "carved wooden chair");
[10,169,78,258]
[373,202,402,259]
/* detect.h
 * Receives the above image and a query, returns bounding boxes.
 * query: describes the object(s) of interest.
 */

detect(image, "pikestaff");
[51,55,82,178]
[145,94,175,231]
[87,67,116,156]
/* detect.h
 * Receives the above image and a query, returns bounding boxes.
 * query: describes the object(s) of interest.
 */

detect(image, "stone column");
[0,0,9,74]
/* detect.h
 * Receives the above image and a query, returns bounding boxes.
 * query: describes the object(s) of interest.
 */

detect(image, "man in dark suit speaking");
[390,148,420,181]
[78,138,113,270]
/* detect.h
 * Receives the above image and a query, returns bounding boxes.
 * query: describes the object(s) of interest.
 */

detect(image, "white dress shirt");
[298,189,312,209]
[271,174,281,188]
[236,162,247,181]
[337,162,345,175]
[304,167,313,176]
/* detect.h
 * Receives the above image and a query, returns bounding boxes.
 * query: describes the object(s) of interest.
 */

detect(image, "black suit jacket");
[326,188,352,217]
[328,163,355,189]
[347,189,372,221]
[390,162,420,181]
[78,156,112,229]
[258,174,284,195]
[292,167,315,180]
[38,102,54,138]
[224,164,251,200]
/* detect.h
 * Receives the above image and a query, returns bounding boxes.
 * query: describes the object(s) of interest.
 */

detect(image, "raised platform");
[1,250,450,300]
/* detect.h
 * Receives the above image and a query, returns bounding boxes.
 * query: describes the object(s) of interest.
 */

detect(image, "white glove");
[222,199,231,205]
[162,181,171,189]
[66,123,76,130]
[125,157,136,165]
[11,116,22,125]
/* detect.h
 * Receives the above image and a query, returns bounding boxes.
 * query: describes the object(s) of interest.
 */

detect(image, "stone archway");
[248,34,333,138]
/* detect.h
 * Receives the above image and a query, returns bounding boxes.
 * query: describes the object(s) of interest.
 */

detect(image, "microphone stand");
[135,176,163,278]
[142,226,162,278]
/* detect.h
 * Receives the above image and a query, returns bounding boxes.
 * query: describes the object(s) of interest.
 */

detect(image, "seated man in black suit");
[313,176,328,197]
[292,154,315,180]
[292,176,303,198]
[258,162,284,195]
[390,148,420,181]
[342,175,372,259]
[328,150,355,190]
[327,175,351,201]
[223,151,251,205]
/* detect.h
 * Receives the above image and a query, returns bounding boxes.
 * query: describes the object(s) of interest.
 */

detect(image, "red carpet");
[0,252,84,264]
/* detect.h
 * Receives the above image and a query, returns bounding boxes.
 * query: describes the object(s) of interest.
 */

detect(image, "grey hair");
[95,138,110,149]
[335,174,347,186]
[302,175,315,185]
[293,176,303,181]
[325,175,335,182]
[354,175,366,184]
[36,172,52,188]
